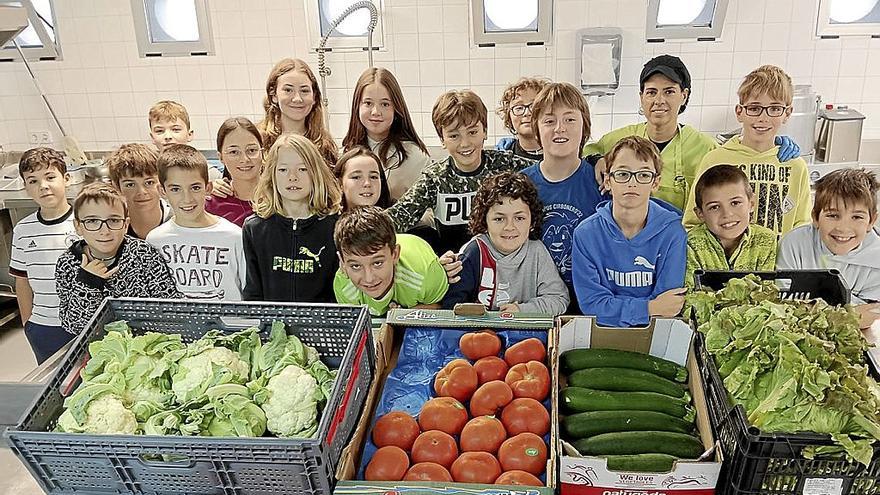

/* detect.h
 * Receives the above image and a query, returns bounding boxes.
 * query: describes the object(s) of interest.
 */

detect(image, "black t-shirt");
[513,141,543,162]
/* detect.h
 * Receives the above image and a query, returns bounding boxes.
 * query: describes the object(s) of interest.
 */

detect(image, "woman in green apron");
[584,55,799,211]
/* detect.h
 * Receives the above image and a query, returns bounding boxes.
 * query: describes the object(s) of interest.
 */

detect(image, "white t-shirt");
[146,216,246,301]
[10,208,79,326]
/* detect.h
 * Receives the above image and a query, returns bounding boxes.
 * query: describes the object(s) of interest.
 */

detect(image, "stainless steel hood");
[0,4,28,47]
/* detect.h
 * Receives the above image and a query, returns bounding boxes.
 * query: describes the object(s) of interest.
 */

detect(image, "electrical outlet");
[28,130,51,145]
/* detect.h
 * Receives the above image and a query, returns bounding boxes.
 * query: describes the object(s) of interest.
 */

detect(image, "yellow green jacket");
[583,123,718,210]
[685,223,778,287]
[682,136,812,237]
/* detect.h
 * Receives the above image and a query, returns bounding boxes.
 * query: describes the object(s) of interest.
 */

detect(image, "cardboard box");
[334,308,556,495]
[553,317,723,495]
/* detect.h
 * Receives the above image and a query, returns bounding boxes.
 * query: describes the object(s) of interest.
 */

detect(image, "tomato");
[372,411,420,451]
[450,452,502,484]
[404,462,453,482]
[418,397,468,436]
[434,359,478,402]
[474,356,509,384]
[460,330,502,360]
[459,416,507,454]
[495,470,543,486]
[505,361,550,401]
[411,430,458,468]
[501,398,550,436]
[469,380,514,417]
[365,446,410,481]
[504,338,546,366]
[498,432,547,475]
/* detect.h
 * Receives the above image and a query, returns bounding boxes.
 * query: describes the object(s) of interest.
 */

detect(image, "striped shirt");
[10,208,79,326]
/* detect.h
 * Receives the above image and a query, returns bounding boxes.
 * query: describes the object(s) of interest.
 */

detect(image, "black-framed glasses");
[224,147,263,160]
[738,104,789,117]
[510,103,533,116]
[609,170,658,184]
[78,218,126,231]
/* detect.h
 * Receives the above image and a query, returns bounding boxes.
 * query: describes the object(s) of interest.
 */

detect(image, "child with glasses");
[207,117,264,226]
[572,136,687,327]
[10,148,79,363]
[683,65,811,237]
[496,77,550,162]
[55,183,181,335]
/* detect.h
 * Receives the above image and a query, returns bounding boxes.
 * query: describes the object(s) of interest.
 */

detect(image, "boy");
[387,90,534,255]
[441,171,569,316]
[521,82,603,312]
[572,136,687,327]
[146,144,246,301]
[777,168,880,328]
[686,164,777,286]
[683,65,811,236]
[106,143,172,239]
[334,206,448,316]
[149,100,194,152]
[55,183,181,335]
[10,148,78,363]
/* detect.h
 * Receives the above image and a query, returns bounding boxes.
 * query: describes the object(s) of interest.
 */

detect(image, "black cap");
[640,55,691,91]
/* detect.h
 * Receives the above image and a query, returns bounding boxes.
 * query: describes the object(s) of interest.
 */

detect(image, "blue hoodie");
[572,199,686,327]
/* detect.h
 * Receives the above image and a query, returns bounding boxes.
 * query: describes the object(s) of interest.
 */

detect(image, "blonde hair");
[148,100,191,128]
[497,77,550,134]
[737,65,793,105]
[531,82,592,154]
[253,133,341,219]
[105,143,159,186]
[431,90,488,139]
[258,58,338,165]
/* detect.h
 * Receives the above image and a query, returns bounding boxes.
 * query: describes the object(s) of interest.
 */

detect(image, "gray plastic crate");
[4,298,374,495]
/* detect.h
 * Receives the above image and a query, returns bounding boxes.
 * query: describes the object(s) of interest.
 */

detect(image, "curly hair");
[469,171,543,239]
[496,77,550,134]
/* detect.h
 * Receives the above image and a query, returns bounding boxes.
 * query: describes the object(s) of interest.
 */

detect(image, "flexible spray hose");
[317,1,379,112]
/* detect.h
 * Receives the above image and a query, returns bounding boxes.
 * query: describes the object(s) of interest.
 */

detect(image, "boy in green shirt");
[686,165,777,287]
[683,65,811,236]
[334,207,449,316]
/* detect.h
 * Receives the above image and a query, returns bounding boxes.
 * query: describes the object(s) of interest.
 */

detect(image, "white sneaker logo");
[633,256,656,270]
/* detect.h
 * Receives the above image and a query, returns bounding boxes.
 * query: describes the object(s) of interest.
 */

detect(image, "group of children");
[10,55,880,364]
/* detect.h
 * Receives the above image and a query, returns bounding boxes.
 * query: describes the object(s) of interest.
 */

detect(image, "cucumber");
[602,454,679,473]
[573,431,705,459]
[562,410,694,439]
[568,367,687,398]
[561,348,688,382]
[560,387,694,421]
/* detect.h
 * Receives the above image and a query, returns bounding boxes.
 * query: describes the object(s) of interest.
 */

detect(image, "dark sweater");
[241,213,338,303]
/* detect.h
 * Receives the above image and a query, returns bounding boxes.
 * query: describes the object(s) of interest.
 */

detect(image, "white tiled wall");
[1,0,879,153]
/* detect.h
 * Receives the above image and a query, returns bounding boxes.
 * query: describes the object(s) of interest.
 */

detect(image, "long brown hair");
[216,117,263,180]
[342,67,427,169]
[258,58,338,166]
[252,133,341,219]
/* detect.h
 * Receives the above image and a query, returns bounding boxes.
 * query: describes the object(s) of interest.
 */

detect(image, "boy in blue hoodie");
[572,136,687,327]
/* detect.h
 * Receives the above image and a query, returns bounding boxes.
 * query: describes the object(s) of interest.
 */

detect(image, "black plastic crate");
[694,331,880,494]
[4,298,374,495]
[693,269,851,306]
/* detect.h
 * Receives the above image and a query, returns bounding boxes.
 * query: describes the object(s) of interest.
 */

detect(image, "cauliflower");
[56,394,138,435]
[172,347,249,403]
[259,365,321,438]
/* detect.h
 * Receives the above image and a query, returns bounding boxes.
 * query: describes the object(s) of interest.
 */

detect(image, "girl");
[242,133,342,303]
[341,67,431,201]
[496,77,550,162]
[441,171,569,316]
[258,58,338,166]
[207,117,263,226]
[333,146,391,211]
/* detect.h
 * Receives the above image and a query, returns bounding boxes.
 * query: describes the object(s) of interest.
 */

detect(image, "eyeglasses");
[78,218,126,231]
[224,147,263,160]
[609,170,658,184]
[738,104,789,117]
[510,103,533,117]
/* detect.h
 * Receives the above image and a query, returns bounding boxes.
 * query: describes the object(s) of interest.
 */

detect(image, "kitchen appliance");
[815,106,865,163]
[779,84,821,157]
